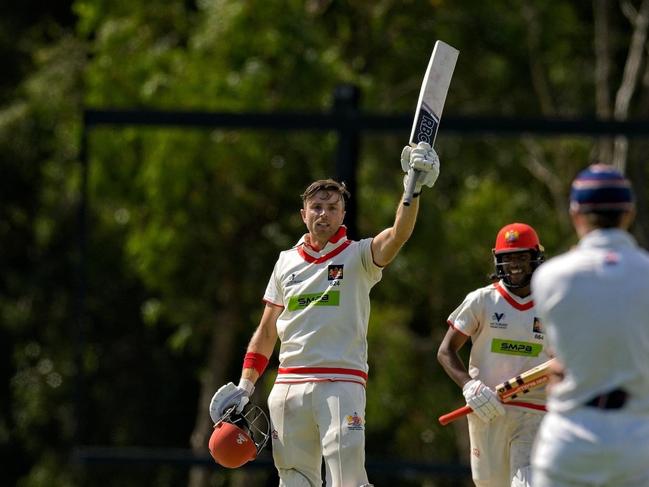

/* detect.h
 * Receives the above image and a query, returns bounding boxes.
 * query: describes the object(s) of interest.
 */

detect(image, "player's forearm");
[246,324,277,358]
[394,192,420,241]
[437,348,471,388]
[372,196,419,266]
[240,304,280,384]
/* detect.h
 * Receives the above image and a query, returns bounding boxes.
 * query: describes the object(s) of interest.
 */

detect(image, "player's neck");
[510,285,531,298]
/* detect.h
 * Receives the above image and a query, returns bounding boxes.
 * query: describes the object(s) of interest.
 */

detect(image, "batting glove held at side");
[462,379,505,423]
[209,379,254,423]
[401,141,440,195]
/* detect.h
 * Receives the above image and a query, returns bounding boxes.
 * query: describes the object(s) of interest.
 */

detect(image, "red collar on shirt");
[494,282,534,311]
[298,226,351,263]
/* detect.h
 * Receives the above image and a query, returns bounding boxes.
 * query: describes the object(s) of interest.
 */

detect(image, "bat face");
[409,40,459,146]
[497,374,549,401]
[495,359,555,402]
[411,102,440,145]
[402,40,458,207]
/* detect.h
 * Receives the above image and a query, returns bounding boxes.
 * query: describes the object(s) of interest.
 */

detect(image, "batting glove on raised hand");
[209,379,254,423]
[462,379,505,424]
[401,141,440,195]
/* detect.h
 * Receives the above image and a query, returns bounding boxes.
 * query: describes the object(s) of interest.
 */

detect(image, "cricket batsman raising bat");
[206,60,446,482]
[403,41,459,206]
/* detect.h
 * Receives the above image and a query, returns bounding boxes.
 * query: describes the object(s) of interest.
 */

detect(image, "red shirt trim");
[278,366,368,380]
[263,299,284,309]
[297,239,352,264]
[447,320,469,337]
[494,282,534,311]
[506,401,547,412]
[274,378,366,387]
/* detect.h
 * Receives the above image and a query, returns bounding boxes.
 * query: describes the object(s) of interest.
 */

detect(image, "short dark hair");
[301,179,350,206]
[582,211,626,229]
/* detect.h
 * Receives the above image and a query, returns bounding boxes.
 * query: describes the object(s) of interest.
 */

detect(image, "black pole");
[74,118,89,446]
[333,84,360,239]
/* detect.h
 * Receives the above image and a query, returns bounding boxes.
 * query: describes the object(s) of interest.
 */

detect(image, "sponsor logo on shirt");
[328,264,344,280]
[491,338,542,357]
[533,317,544,339]
[288,291,340,311]
[346,412,364,431]
[490,311,508,329]
[285,273,303,287]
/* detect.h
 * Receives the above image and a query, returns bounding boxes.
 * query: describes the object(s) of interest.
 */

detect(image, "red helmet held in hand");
[208,404,270,468]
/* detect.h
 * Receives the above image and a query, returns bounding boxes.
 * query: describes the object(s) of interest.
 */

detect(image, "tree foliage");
[2,1,649,486]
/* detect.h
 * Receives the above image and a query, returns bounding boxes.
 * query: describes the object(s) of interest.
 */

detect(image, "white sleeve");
[263,258,284,306]
[447,290,481,336]
[359,238,383,283]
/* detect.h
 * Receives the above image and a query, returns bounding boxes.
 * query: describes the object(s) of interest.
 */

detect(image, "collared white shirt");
[264,228,382,386]
[532,229,649,414]
[448,280,551,407]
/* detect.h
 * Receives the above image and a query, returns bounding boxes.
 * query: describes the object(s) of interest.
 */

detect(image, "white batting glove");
[401,141,440,195]
[462,379,505,424]
[209,378,254,423]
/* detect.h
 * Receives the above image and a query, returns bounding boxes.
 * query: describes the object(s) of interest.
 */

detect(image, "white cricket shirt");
[264,227,382,386]
[448,280,551,407]
[532,229,649,414]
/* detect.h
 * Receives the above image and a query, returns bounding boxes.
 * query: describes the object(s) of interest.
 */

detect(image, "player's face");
[501,252,533,286]
[301,190,346,245]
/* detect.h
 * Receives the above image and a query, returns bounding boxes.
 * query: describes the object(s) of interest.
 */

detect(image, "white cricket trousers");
[532,409,649,487]
[467,407,543,487]
[267,381,369,487]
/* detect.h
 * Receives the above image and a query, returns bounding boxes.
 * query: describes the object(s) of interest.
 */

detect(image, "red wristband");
[243,352,269,377]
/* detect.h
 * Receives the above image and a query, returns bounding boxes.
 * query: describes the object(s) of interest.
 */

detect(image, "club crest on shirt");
[328,264,344,281]
[490,311,508,329]
[346,412,364,431]
[533,317,544,339]
[604,251,620,265]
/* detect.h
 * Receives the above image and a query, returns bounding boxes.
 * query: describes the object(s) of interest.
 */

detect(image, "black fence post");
[333,84,360,240]
[74,119,89,446]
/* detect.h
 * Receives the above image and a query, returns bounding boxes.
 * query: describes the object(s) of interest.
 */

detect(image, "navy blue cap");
[570,164,634,213]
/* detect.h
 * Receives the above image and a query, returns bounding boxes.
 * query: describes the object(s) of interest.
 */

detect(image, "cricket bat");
[438,358,555,426]
[403,40,459,206]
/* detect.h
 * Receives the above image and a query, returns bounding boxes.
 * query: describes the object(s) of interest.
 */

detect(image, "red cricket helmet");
[492,223,544,289]
[493,222,542,254]
[208,404,270,469]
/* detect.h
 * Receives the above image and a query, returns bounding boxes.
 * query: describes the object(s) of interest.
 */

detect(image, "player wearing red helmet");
[437,222,551,487]
[493,223,545,290]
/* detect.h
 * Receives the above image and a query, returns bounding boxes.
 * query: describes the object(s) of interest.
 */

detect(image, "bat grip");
[402,168,421,206]
[438,405,472,425]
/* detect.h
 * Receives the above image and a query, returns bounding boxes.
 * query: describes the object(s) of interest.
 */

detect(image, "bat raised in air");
[438,358,555,426]
[403,40,459,206]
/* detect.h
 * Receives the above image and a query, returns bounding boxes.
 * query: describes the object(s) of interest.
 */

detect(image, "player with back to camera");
[531,164,649,487]
[437,222,552,487]
[208,141,440,487]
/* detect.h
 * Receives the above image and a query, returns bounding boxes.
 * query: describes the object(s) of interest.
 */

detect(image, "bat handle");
[402,168,422,206]
[438,405,472,425]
